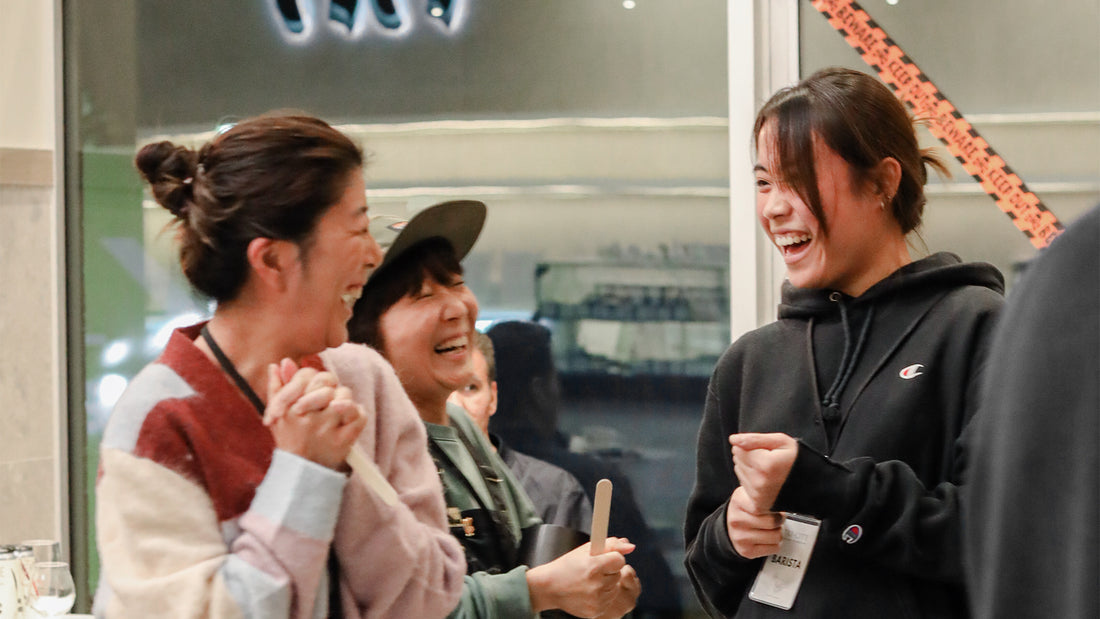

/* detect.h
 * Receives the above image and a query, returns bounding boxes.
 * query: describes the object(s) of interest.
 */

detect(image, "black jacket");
[964,205,1100,619]
[684,253,1003,618]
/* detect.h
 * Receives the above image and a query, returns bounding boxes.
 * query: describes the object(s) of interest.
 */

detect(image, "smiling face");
[754,121,905,297]
[289,170,382,353]
[377,263,480,413]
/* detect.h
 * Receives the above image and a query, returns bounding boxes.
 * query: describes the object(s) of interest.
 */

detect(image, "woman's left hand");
[729,433,799,513]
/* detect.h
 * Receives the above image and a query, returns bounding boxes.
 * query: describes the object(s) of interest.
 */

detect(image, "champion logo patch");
[898,363,924,380]
[842,524,863,544]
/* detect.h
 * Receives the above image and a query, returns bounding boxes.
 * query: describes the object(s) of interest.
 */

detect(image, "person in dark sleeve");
[488,320,684,619]
[963,204,1100,619]
[683,68,1004,618]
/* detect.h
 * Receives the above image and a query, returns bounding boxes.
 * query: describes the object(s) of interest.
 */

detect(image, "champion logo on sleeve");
[898,363,925,380]
[842,524,863,544]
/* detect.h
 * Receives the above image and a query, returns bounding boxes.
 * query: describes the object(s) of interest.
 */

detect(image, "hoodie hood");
[778,252,1005,320]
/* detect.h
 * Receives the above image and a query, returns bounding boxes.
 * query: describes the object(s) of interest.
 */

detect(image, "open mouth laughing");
[435,335,468,355]
[341,288,362,311]
[774,232,812,257]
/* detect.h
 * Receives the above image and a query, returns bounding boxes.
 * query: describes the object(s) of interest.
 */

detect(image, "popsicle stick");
[590,478,613,554]
[346,444,399,506]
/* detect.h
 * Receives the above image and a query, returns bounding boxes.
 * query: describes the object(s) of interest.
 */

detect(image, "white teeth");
[435,335,468,353]
[775,233,812,247]
[341,289,362,308]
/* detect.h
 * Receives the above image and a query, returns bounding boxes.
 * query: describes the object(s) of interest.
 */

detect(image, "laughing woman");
[349,201,640,619]
[94,114,465,619]
[684,68,1004,618]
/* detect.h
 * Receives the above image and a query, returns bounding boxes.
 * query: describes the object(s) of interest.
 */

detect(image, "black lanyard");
[203,324,344,616]
[201,324,265,416]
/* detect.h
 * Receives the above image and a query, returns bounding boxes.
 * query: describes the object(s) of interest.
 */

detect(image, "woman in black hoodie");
[684,67,1004,618]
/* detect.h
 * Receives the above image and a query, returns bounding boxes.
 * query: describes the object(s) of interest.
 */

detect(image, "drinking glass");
[28,562,75,617]
[21,539,61,564]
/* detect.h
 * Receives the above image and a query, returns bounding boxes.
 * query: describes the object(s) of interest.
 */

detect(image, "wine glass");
[21,539,62,564]
[28,562,75,617]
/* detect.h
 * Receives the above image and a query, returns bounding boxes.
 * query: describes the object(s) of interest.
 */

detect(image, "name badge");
[748,513,821,611]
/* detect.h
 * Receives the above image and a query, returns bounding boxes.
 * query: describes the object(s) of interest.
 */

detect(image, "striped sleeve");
[97,447,346,619]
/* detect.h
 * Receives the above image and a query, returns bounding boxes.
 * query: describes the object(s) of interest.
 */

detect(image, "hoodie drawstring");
[821,294,875,421]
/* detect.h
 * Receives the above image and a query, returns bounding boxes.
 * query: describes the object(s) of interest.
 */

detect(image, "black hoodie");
[685,252,1004,618]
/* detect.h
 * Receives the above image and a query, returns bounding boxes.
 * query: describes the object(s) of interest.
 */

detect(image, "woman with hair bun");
[684,68,1004,617]
[94,113,466,619]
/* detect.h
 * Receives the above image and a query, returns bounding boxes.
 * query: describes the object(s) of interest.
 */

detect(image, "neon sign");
[269,0,469,43]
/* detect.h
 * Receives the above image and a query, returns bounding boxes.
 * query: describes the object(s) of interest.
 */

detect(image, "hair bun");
[135,141,199,218]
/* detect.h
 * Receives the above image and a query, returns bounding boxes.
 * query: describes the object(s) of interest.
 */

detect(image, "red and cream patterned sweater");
[94,324,465,619]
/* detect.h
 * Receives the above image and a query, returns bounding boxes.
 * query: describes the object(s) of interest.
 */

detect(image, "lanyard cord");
[201,324,266,417]
[203,325,344,614]
[202,325,344,616]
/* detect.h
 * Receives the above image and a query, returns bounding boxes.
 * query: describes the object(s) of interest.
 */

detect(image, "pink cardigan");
[323,342,467,617]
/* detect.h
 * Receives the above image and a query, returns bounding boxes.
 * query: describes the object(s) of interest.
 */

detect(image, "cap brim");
[380,199,487,269]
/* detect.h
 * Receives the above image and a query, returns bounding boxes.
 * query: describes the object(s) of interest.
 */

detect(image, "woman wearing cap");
[683,68,1004,617]
[349,201,641,619]
[95,113,466,619]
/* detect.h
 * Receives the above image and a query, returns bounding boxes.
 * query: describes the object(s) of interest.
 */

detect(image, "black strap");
[203,325,344,615]
[327,548,343,618]
[201,324,266,416]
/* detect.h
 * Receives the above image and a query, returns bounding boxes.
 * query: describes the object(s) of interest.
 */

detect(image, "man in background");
[450,331,593,533]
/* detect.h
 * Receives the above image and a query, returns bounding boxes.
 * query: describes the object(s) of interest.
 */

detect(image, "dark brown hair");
[135,113,363,302]
[753,67,948,235]
[347,238,463,353]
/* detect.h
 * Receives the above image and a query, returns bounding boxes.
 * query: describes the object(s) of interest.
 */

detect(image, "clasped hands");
[725,433,799,559]
[263,358,367,471]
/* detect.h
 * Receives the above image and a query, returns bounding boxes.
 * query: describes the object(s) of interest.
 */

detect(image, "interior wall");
[0,0,65,547]
[0,0,55,148]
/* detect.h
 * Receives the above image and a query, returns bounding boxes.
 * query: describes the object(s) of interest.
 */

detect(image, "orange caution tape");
[811,0,1064,248]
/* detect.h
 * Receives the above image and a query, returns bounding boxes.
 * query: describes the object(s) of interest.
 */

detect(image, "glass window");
[72,2,729,615]
[799,0,1100,282]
